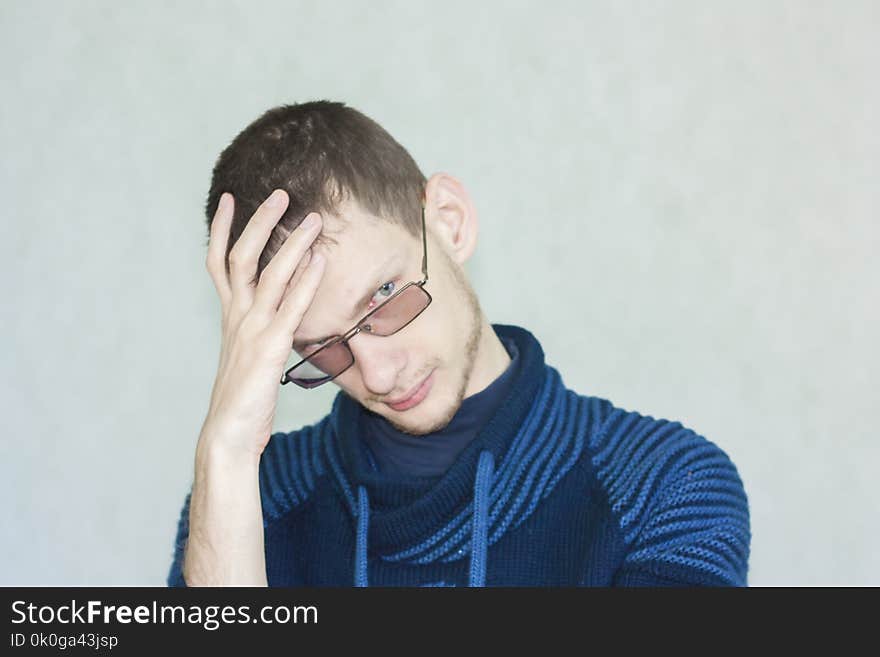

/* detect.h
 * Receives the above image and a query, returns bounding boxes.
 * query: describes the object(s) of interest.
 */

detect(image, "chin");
[390,391,462,436]
[355,365,467,435]
[387,415,446,437]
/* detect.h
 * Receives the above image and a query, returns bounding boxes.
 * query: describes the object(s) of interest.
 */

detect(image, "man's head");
[205,100,509,435]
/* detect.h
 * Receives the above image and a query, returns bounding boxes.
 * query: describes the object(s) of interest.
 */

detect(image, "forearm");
[182,430,268,586]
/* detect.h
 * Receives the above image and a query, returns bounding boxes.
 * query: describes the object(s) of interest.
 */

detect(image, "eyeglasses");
[280,203,432,389]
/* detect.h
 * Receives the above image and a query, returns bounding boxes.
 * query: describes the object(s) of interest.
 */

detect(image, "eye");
[302,338,330,355]
[363,281,396,315]
[375,281,395,300]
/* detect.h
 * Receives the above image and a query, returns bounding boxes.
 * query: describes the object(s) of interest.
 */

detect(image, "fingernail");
[310,252,324,267]
[301,213,320,229]
[218,192,231,212]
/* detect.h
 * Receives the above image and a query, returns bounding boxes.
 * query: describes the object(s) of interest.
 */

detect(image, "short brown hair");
[204,100,427,281]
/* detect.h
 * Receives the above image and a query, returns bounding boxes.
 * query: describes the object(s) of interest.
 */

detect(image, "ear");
[424,172,478,266]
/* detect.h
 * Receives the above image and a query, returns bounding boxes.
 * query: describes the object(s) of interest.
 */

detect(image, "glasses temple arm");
[420,204,429,283]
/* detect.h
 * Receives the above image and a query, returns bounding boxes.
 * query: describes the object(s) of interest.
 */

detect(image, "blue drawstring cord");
[469,450,495,587]
[352,449,495,587]
[355,485,370,587]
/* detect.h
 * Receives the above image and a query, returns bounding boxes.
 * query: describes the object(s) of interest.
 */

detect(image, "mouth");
[384,369,435,412]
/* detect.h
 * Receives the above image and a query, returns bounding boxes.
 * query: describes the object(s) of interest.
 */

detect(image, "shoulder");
[258,413,333,523]
[588,401,751,586]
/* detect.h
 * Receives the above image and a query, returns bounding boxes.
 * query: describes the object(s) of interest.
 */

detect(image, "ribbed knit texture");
[167,323,751,587]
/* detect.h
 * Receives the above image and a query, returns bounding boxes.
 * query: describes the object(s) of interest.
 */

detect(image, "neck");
[462,314,512,400]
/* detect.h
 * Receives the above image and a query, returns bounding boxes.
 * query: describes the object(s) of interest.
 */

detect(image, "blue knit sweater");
[167,323,751,587]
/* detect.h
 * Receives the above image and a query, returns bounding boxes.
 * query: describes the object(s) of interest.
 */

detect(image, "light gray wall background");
[1,1,876,586]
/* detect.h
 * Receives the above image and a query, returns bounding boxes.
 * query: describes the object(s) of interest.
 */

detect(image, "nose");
[347,332,406,396]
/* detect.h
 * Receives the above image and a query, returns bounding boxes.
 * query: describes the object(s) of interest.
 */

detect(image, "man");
[167,100,751,587]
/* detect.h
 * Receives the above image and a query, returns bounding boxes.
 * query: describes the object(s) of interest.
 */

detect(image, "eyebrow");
[292,256,399,349]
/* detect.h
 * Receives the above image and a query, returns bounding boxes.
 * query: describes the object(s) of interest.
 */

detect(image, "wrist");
[195,427,262,471]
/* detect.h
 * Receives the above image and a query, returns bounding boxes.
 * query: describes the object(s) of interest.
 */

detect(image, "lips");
[384,369,434,411]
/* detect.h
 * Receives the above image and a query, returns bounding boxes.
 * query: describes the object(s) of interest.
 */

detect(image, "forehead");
[302,201,412,318]
[311,199,410,273]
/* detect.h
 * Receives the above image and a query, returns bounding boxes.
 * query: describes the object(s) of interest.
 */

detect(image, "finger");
[252,212,323,315]
[278,247,312,311]
[272,251,326,340]
[206,192,234,306]
[228,188,290,304]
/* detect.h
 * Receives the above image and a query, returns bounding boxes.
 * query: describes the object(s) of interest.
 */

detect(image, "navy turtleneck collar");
[359,331,520,478]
